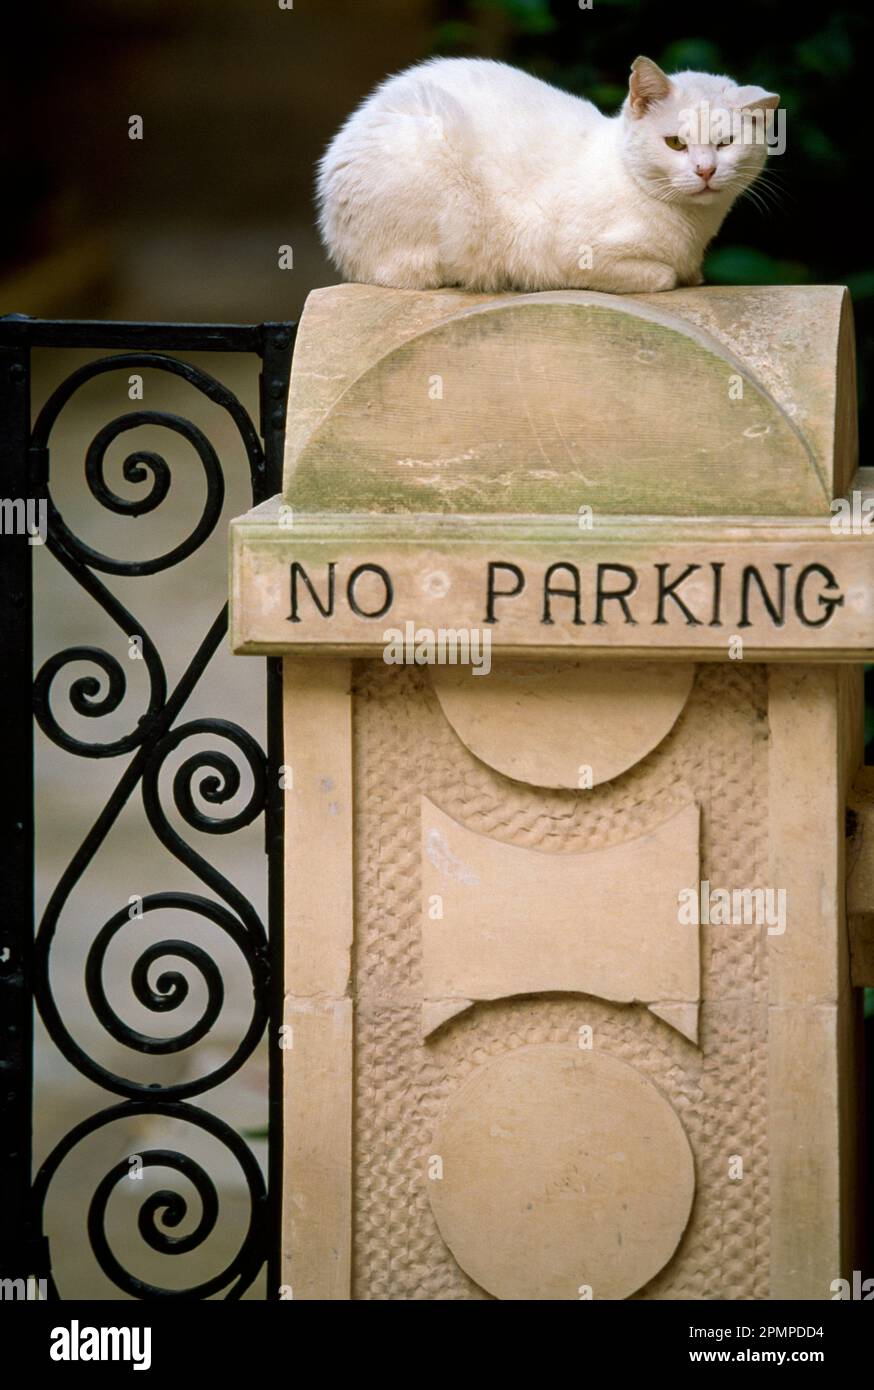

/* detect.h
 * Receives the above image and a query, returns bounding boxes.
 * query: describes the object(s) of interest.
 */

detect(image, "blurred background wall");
[6,1,873,376]
[4,0,432,320]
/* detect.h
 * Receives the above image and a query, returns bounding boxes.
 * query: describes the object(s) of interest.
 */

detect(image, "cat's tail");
[316,68,471,286]
[336,68,469,178]
[377,71,468,150]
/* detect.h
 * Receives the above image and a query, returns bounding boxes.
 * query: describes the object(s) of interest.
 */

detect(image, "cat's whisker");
[716,169,786,216]
[750,168,790,193]
[739,185,776,218]
[743,175,788,212]
[754,183,792,211]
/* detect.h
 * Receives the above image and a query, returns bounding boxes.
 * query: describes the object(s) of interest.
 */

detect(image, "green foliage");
[475,0,557,33]
[658,38,722,72]
[431,21,480,49]
[705,247,808,287]
[794,20,854,78]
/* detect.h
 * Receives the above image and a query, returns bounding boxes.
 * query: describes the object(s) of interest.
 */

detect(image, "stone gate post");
[231,284,873,1300]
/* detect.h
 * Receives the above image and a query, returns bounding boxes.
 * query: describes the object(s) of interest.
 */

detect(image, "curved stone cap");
[282,283,856,517]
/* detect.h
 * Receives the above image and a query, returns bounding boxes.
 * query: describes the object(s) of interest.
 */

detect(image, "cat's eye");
[716,138,732,148]
[664,136,686,151]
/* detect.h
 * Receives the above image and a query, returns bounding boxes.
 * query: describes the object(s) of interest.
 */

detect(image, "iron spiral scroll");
[21,322,293,1300]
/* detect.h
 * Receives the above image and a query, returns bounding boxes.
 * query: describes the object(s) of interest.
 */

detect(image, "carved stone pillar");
[231,284,872,1300]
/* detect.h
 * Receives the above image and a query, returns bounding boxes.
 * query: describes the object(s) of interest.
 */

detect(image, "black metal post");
[0,334,46,1285]
[259,321,294,1299]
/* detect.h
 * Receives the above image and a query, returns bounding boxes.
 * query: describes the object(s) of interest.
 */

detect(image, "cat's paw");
[598,258,679,294]
[679,271,705,288]
[368,249,444,290]
[644,264,680,293]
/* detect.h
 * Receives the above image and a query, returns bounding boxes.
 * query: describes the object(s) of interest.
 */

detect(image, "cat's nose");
[696,163,716,184]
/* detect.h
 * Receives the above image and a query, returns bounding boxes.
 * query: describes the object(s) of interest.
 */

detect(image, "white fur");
[317,57,777,294]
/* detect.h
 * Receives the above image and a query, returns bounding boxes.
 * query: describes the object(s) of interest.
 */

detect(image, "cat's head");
[620,56,779,207]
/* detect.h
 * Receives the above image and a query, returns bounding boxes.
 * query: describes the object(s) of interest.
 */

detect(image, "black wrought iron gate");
[0,316,293,1299]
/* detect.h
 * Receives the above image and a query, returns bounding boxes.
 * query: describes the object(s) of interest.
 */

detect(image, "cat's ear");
[628,56,673,117]
[733,85,780,114]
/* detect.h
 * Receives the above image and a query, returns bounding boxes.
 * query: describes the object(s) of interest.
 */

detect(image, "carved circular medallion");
[428,1045,695,1300]
[430,660,694,787]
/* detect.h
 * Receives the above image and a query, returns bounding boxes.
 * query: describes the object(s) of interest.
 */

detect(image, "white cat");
[317,56,779,294]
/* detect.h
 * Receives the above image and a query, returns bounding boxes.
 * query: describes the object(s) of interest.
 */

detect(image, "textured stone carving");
[351,661,772,1301]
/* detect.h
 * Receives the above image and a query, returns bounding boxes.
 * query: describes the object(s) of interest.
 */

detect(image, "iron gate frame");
[0,315,293,1300]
